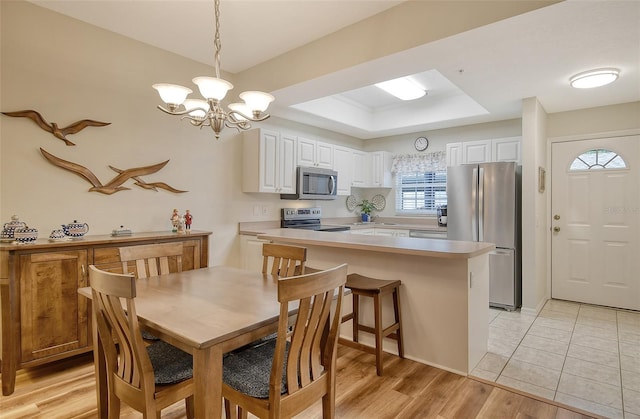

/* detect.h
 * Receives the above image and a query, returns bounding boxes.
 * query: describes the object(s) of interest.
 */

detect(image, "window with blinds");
[395,171,447,214]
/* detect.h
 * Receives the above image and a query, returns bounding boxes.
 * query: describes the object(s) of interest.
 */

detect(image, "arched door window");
[569,148,627,171]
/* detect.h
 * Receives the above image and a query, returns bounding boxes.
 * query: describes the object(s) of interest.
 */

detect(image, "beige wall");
[548,102,640,139]
[521,98,549,314]
[0,1,359,266]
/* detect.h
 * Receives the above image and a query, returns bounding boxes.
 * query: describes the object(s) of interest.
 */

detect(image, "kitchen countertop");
[238,218,447,236]
[257,228,493,260]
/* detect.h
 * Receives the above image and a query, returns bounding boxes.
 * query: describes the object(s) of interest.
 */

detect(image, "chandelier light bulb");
[183,99,210,118]
[192,77,233,101]
[152,83,192,107]
[228,103,251,121]
[240,91,275,113]
[570,68,619,89]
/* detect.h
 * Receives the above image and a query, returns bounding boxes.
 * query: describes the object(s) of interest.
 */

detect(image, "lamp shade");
[193,77,233,101]
[240,91,275,113]
[152,83,192,105]
[183,99,210,118]
[228,103,251,121]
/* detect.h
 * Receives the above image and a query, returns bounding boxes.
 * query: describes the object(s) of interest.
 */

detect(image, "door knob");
[553,226,561,232]
[554,214,560,220]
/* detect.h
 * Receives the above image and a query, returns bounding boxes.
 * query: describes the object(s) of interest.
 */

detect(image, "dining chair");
[242,243,308,348]
[118,242,185,278]
[118,242,185,341]
[88,265,195,419]
[222,263,347,419]
[262,242,308,277]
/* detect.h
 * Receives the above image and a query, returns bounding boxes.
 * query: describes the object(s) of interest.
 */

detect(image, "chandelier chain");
[213,0,221,79]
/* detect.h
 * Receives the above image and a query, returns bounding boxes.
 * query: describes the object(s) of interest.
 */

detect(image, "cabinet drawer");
[93,239,202,273]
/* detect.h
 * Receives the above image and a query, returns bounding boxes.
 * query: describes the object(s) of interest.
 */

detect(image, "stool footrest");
[338,338,377,356]
[341,312,354,323]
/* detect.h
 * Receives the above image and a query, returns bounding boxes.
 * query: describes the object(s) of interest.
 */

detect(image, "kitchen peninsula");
[257,228,494,375]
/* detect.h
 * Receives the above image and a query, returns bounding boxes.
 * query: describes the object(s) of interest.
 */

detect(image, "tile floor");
[471,299,640,419]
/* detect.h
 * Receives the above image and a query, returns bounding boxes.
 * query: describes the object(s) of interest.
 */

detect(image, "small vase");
[361,213,370,223]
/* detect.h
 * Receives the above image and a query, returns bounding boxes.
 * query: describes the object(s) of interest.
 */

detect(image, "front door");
[551,135,639,310]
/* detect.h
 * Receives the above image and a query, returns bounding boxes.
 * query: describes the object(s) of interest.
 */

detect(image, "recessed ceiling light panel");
[375,77,426,100]
[570,68,619,89]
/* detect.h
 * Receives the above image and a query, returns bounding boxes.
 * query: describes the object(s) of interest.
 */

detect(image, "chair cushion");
[223,339,290,399]
[147,340,193,385]
[141,329,160,341]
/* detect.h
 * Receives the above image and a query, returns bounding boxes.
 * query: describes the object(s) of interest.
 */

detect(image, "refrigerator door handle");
[472,167,478,241]
[478,167,485,242]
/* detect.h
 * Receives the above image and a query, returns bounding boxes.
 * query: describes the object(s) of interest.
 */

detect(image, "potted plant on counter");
[357,199,375,223]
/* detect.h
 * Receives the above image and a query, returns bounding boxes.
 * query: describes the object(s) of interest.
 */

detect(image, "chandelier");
[152,0,274,139]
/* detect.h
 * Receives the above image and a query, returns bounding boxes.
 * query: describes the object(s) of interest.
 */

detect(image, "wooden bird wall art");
[2,109,110,146]
[40,148,188,195]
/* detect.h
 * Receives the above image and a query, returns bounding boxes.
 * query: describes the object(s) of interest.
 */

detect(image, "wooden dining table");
[79,265,289,419]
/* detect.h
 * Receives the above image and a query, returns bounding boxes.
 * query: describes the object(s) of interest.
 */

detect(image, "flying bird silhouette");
[39,148,180,195]
[2,110,110,146]
[109,165,187,193]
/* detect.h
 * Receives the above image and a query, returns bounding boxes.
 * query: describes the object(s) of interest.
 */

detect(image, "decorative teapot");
[61,220,89,238]
[2,215,27,239]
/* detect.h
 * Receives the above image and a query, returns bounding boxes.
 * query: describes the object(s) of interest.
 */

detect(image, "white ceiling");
[29,0,640,139]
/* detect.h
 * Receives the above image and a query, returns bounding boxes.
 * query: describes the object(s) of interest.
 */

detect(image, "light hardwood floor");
[1,345,599,419]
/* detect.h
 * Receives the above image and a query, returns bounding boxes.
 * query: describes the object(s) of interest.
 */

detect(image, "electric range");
[281,207,350,232]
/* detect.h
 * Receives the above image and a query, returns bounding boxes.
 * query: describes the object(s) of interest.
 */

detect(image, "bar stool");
[339,273,404,376]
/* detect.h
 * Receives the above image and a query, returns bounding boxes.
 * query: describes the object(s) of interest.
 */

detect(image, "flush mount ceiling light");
[375,77,426,101]
[570,68,620,89]
[152,0,274,139]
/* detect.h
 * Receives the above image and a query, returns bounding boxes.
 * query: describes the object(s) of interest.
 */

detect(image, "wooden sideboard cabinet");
[0,230,211,395]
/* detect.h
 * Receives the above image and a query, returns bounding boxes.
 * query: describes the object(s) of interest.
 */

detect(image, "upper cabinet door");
[296,137,333,168]
[296,137,316,167]
[279,134,297,194]
[462,140,492,164]
[492,137,521,163]
[446,142,463,166]
[351,150,368,187]
[370,151,392,187]
[333,146,353,196]
[316,142,333,169]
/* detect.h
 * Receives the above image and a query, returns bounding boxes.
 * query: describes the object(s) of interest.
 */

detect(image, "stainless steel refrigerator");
[447,162,521,310]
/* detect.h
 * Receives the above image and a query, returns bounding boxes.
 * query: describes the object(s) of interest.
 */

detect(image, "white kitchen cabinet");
[240,235,271,272]
[297,137,333,169]
[370,151,393,188]
[446,142,463,166]
[243,129,296,194]
[333,145,353,196]
[351,150,368,187]
[462,139,492,164]
[448,137,521,166]
[492,137,521,163]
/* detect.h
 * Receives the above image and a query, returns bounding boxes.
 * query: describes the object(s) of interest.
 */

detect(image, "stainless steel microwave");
[280,166,338,200]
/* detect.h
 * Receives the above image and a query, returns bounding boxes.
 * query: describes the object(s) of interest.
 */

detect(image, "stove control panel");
[282,207,322,220]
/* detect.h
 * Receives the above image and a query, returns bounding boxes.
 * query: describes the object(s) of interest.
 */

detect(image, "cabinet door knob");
[553,226,561,232]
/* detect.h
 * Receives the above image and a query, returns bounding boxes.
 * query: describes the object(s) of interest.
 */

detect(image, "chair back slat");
[262,243,307,278]
[118,242,184,278]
